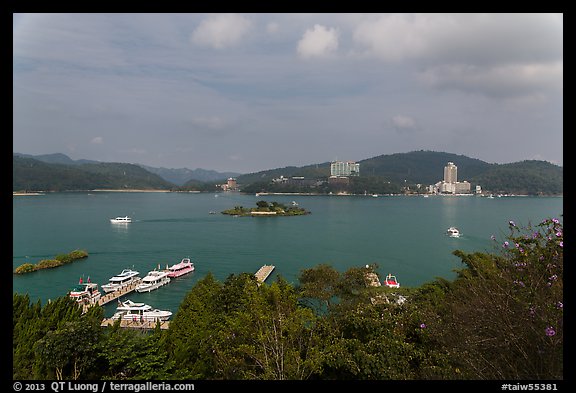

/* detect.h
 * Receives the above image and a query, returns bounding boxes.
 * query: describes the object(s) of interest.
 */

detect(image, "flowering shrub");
[431,217,563,379]
[498,217,563,345]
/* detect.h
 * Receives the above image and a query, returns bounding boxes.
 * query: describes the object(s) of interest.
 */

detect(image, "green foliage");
[222,201,310,216]
[14,250,89,274]
[427,217,563,379]
[14,263,36,274]
[13,219,563,380]
[13,155,174,191]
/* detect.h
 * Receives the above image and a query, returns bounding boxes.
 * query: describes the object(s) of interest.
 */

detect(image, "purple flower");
[420,323,426,329]
[556,231,562,237]
[503,241,509,248]
[556,302,563,309]
[545,326,556,337]
[509,220,516,227]
[552,218,559,224]
[491,234,496,241]
[560,241,563,248]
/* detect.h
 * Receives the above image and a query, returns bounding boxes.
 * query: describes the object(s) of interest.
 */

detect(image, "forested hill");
[358,150,492,184]
[236,150,562,195]
[13,155,174,192]
[13,150,563,195]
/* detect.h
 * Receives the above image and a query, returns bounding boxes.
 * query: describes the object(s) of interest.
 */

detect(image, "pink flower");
[545,326,556,337]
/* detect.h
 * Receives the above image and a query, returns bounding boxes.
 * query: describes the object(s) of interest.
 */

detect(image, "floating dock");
[82,278,142,314]
[254,265,275,284]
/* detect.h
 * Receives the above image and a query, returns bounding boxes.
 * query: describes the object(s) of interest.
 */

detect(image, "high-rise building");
[444,162,457,183]
[331,161,360,177]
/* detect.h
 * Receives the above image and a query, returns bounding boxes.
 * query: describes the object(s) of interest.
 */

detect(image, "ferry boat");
[69,278,101,305]
[101,268,141,293]
[384,273,400,288]
[112,299,172,321]
[110,216,132,223]
[446,227,461,238]
[166,258,195,278]
[135,268,170,293]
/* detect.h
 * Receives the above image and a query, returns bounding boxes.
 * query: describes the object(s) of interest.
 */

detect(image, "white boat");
[135,269,170,293]
[110,216,132,223]
[112,299,172,322]
[69,279,101,305]
[447,227,461,238]
[384,273,400,288]
[101,268,141,293]
[166,258,195,278]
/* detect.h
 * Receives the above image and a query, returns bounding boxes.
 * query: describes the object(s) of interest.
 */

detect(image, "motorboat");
[101,268,141,293]
[69,279,101,305]
[110,216,132,223]
[384,273,400,288]
[135,268,170,293]
[166,258,195,278]
[112,299,172,322]
[447,227,461,238]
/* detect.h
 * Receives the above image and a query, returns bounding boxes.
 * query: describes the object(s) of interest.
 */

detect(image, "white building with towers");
[430,161,471,194]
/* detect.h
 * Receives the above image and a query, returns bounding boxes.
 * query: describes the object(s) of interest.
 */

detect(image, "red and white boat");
[166,257,195,278]
[69,277,101,305]
[384,273,400,288]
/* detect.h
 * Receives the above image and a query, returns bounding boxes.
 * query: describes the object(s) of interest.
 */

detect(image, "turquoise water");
[13,192,563,317]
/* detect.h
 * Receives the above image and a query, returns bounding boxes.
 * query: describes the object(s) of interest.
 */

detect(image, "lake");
[13,191,563,317]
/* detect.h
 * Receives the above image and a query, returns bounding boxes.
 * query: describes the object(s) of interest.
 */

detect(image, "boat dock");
[254,265,275,284]
[100,318,170,330]
[82,278,142,314]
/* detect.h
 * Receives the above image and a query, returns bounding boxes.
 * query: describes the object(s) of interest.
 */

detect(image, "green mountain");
[358,150,492,184]
[138,164,241,186]
[13,151,563,195]
[236,150,562,195]
[13,155,174,192]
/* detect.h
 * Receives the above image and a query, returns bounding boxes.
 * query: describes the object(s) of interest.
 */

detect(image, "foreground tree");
[426,217,563,379]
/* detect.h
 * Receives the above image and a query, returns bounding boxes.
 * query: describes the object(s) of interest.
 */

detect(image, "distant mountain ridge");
[13,151,563,195]
[138,164,241,186]
[13,153,241,186]
[13,155,174,191]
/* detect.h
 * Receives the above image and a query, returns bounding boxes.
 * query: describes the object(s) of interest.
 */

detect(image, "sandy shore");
[13,192,45,196]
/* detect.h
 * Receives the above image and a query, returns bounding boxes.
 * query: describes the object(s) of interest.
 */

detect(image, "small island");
[14,249,89,274]
[222,200,310,217]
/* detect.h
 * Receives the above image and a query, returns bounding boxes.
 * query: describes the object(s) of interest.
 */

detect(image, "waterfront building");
[444,162,458,183]
[221,177,238,191]
[331,161,360,177]
[431,162,473,194]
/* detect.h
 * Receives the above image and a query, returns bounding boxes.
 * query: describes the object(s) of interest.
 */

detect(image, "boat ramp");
[254,264,275,284]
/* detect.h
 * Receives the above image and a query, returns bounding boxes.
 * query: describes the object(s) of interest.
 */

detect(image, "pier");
[254,265,275,285]
[82,278,142,314]
[100,318,170,330]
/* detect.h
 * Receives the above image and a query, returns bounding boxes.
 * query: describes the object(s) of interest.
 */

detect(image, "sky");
[13,13,563,174]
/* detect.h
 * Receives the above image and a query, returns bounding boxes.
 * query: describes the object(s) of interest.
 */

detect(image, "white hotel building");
[431,162,471,194]
[330,161,360,177]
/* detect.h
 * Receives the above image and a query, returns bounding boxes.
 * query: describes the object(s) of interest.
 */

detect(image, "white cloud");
[266,22,280,34]
[392,115,416,129]
[191,14,252,49]
[189,115,227,130]
[419,61,563,98]
[391,115,418,133]
[297,24,339,59]
[90,136,103,144]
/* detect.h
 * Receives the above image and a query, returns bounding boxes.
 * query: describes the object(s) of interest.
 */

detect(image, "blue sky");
[13,13,563,173]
